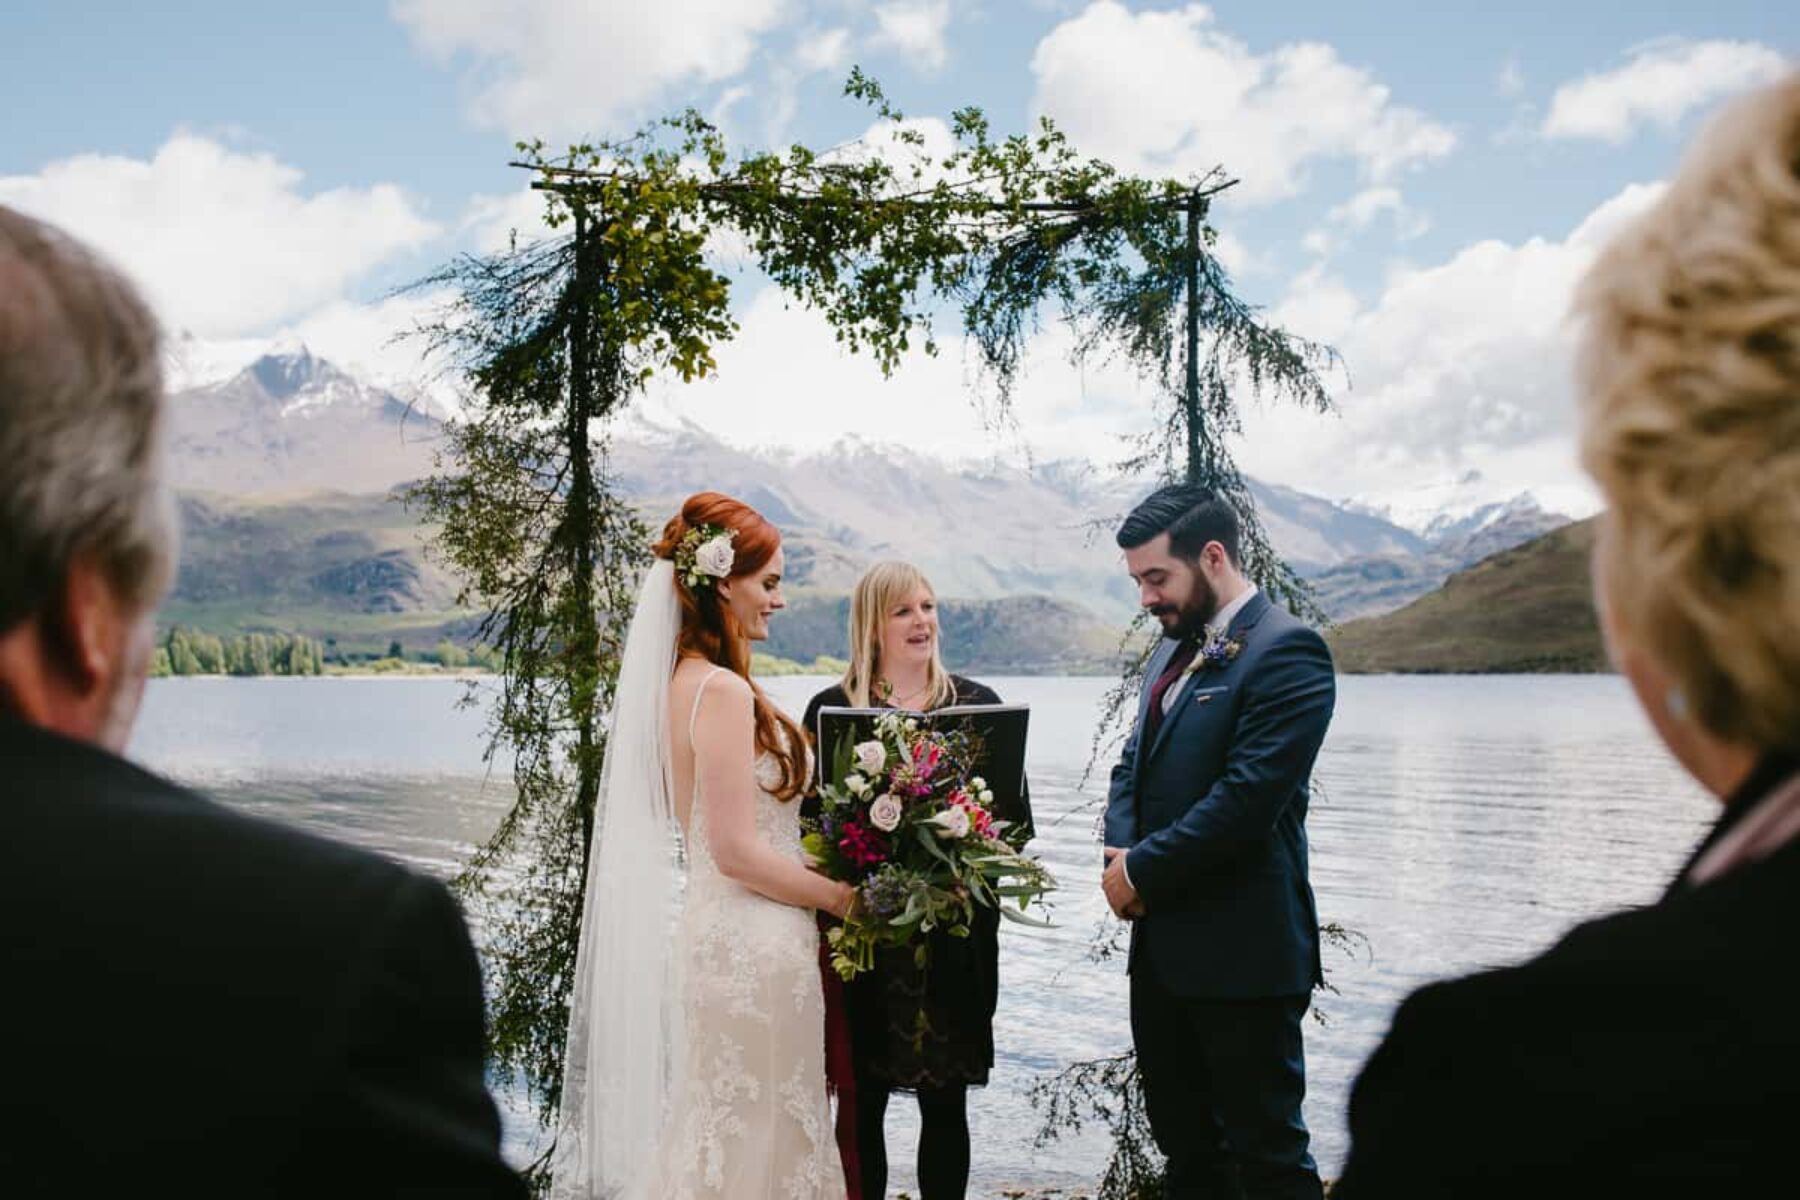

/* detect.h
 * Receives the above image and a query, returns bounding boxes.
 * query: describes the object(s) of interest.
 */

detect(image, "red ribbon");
[819,921,862,1199]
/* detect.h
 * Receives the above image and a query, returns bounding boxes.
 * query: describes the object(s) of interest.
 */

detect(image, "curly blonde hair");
[1574,72,1800,754]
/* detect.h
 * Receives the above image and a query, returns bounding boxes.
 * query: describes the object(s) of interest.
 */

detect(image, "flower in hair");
[675,523,736,590]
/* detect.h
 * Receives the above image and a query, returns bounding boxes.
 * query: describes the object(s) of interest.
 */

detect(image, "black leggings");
[855,1080,970,1199]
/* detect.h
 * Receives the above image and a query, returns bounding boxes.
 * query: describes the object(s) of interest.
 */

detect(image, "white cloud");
[632,181,1675,519]
[1302,186,1429,258]
[796,26,854,75]
[1210,229,1259,278]
[1497,58,1525,97]
[1029,2,1455,203]
[462,186,560,255]
[1235,181,1669,513]
[870,0,952,71]
[0,133,439,339]
[392,0,793,137]
[1542,38,1788,144]
[639,283,1153,464]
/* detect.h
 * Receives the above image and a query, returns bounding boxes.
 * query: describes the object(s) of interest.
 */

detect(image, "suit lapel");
[1142,591,1275,765]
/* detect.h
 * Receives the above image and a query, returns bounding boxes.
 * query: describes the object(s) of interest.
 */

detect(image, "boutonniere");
[1181,628,1242,680]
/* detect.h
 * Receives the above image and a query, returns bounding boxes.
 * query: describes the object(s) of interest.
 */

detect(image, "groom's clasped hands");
[1100,846,1145,919]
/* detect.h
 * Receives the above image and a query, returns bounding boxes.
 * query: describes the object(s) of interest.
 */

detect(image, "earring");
[1666,686,1689,721]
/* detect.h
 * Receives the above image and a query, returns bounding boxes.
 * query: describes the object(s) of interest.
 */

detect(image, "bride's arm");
[693,673,853,917]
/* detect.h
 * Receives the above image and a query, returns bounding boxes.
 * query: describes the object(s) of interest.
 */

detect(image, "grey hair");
[0,205,178,631]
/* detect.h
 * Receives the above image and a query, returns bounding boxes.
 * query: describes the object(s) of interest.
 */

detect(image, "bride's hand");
[827,881,856,921]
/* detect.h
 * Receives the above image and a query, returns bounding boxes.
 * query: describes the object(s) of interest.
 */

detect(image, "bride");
[552,491,853,1200]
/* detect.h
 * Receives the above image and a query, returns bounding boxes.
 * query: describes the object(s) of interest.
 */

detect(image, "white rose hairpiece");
[674,522,737,591]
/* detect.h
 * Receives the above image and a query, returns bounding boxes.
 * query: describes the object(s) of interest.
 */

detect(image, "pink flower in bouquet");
[962,801,995,839]
[916,742,943,777]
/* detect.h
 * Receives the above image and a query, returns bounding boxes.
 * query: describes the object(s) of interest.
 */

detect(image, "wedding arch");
[404,70,1340,1192]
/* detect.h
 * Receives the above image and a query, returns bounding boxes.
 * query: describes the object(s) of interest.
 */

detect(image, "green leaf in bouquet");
[832,728,856,785]
[913,824,956,868]
[949,924,970,938]
[997,904,1054,928]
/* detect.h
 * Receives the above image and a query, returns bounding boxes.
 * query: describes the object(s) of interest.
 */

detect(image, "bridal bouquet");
[803,711,1055,981]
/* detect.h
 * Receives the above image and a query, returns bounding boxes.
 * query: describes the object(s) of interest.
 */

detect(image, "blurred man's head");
[0,205,177,752]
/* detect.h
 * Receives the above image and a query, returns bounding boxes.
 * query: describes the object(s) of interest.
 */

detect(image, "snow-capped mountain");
[170,347,447,496]
[165,352,1569,620]
[1348,470,1570,541]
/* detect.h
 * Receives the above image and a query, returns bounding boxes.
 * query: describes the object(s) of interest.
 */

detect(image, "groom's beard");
[1150,576,1217,642]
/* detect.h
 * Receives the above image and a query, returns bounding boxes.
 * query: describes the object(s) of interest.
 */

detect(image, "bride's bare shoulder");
[672,658,751,703]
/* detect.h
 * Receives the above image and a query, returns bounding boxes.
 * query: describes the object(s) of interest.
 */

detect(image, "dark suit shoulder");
[5,717,430,943]
[1341,839,1800,1195]
[1246,603,1328,654]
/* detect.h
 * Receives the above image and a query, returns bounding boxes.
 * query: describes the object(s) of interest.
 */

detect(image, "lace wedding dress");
[551,563,844,1200]
[636,666,844,1199]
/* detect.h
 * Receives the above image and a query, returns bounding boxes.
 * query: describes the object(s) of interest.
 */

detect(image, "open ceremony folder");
[814,703,1030,826]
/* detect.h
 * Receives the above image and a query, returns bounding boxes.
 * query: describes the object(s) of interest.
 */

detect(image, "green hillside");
[1330,519,1608,674]
[159,490,1125,673]
[765,592,1124,675]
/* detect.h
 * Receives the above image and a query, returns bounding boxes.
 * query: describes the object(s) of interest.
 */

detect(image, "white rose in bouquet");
[929,806,971,839]
[845,773,871,798]
[694,535,736,578]
[853,740,887,775]
[869,794,903,832]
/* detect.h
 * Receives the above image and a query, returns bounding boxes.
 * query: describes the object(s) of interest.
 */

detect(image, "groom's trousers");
[1131,969,1322,1200]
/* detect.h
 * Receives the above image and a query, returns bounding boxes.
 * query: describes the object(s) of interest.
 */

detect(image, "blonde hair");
[840,561,956,710]
[1574,72,1800,754]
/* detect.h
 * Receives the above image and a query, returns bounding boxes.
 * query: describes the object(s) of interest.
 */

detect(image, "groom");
[1102,484,1335,1200]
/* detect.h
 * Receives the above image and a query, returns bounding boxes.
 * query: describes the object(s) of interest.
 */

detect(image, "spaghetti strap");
[688,665,729,744]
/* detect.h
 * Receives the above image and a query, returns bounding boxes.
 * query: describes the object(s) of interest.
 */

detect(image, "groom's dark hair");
[1117,483,1242,566]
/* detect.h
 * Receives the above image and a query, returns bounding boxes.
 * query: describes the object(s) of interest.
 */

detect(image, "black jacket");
[0,717,526,1197]
[1335,754,1800,1197]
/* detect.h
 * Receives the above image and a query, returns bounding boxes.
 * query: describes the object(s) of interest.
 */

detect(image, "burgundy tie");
[1144,638,1200,745]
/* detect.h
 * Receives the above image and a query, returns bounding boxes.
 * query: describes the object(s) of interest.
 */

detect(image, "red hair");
[655,491,806,801]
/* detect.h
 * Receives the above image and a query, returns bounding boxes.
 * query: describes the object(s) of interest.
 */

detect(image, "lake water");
[128,673,1713,1194]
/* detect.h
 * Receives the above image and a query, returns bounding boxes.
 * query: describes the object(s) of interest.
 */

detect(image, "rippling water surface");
[130,673,1712,1192]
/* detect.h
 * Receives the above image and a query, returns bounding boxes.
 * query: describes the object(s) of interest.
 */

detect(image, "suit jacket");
[1334,753,1800,1197]
[1104,591,1336,999]
[0,717,526,1198]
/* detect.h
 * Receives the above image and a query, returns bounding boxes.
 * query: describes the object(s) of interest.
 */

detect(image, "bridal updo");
[1574,72,1800,755]
[655,491,808,800]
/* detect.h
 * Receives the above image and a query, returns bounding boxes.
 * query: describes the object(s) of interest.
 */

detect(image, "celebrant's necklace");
[882,678,933,709]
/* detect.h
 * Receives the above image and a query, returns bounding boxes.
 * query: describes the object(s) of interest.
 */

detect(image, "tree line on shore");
[149,627,842,679]
[149,628,504,677]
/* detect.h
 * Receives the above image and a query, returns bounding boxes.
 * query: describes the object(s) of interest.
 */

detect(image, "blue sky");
[3,2,1792,517]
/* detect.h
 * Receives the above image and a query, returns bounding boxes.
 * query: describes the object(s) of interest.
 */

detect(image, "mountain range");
[160,349,1575,664]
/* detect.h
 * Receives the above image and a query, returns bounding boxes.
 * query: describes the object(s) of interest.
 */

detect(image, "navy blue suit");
[1105,591,1335,1199]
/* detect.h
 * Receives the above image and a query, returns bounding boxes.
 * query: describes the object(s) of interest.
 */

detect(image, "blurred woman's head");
[841,561,954,710]
[1574,72,1800,793]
